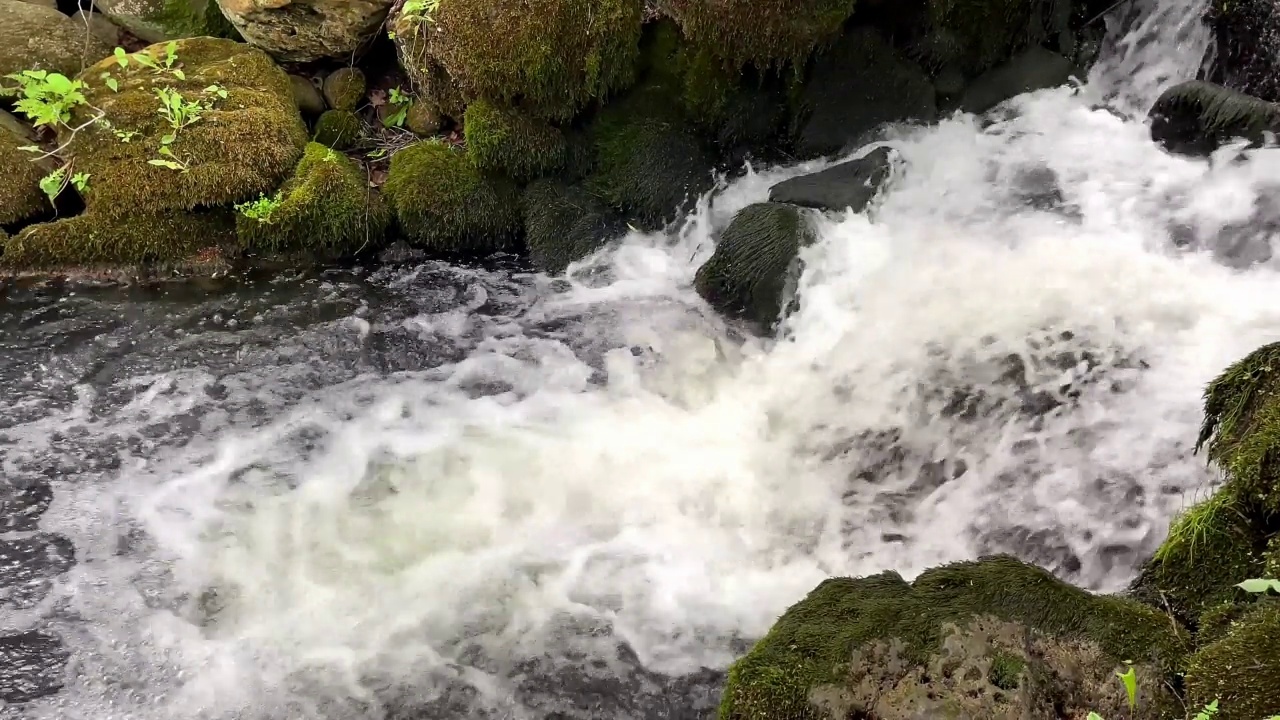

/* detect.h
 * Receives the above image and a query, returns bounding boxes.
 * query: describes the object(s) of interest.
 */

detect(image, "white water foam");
[16,0,1280,717]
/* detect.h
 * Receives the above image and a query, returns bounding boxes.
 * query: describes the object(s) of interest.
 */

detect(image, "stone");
[91,0,238,43]
[0,0,112,78]
[960,46,1077,114]
[1149,80,1280,156]
[321,67,366,111]
[0,110,51,227]
[75,9,124,46]
[216,0,395,62]
[289,74,326,116]
[404,101,442,137]
[767,147,894,213]
[523,179,624,275]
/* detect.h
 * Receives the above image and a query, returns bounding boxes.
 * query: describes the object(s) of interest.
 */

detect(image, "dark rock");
[961,46,1077,114]
[793,28,936,159]
[523,179,625,275]
[694,203,814,330]
[1205,0,1280,103]
[0,630,68,703]
[767,146,894,213]
[1149,80,1280,155]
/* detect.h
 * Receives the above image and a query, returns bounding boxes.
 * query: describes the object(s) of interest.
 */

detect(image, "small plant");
[37,167,90,205]
[1236,577,1280,594]
[1,70,89,130]
[382,86,411,128]
[402,0,441,23]
[1116,662,1138,716]
[234,192,282,224]
[148,135,189,172]
[155,87,206,131]
[99,71,119,93]
[1193,699,1220,720]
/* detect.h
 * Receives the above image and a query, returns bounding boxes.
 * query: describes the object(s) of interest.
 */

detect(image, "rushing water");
[5,0,1280,717]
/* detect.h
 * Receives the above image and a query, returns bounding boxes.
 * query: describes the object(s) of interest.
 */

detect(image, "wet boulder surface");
[767,147,895,213]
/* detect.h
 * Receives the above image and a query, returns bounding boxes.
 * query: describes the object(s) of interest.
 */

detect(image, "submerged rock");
[960,46,1076,114]
[92,0,238,43]
[694,202,813,330]
[793,28,936,159]
[767,147,894,213]
[1205,0,1280,103]
[0,0,112,78]
[216,0,392,62]
[523,179,623,275]
[1149,80,1280,155]
[720,555,1187,720]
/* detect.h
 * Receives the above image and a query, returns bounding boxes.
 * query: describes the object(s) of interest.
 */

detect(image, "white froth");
[20,0,1280,717]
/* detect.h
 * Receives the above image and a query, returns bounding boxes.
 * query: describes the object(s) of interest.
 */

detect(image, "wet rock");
[960,46,1077,114]
[0,630,69,703]
[0,0,112,78]
[1205,0,1280,103]
[1149,80,1280,155]
[0,533,76,608]
[91,0,238,43]
[216,0,394,62]
[793,27,936,159]
[0,477,53,533]
[767,147,894,213]
[523,179,624,275]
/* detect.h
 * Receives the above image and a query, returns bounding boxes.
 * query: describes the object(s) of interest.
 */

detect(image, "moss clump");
[658,0,856,69]
[95,0,242,43]
[391,0,643,121]
[1129,486,1269,628]
[313,109,363,150]
[236,143,389,257]
[986,650,1025,691]
[405,102,442,137]
[321,67,366,111]
[0,126,50,227]
[720,555,1188,720]
[694,203,812,330]
[463,100,567,180]
[63,37,307,220]
[384,141,521,254]
[522,179,623,274]
[1197,341,1280,513]
[1186,602,1280,720]
[2,208,234,268]
[1150,80,1280,155]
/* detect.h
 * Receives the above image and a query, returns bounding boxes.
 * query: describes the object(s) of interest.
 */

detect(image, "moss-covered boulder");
[321,67,365,111]
[383,140,521,254]
[404,101,442,137]
[657,0,856,69]
[1198,341,1280,514]
[0,114,51,227]
[1,208,234,268]
[215,0,391,62]
[62,38,307,221]
[918,0,1071,77]
[236,142,389,258]
[694,203,812,330]
[721,555,1188,720]
[91,0,239,43]
[1149,80,1280,156]
[313,109,363,150]
[792,28,936,159]
[523,179,623,274]
[0,0,112,78]
[1206,0,1280,103]
[390,0,644,121]
[464,100,567,180]
[1185,602,1280,720]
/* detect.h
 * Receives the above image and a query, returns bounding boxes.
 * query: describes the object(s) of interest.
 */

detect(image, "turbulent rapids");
[5,0,1280,717]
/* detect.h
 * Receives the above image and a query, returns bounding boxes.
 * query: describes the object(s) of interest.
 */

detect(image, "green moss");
[2,208,234,267]
[383,140,521,254]
[392,0,644,121]
[522,179,622,274]
[694,203,811,330]
[405,102,442,137]
[463,100,567,179]
[1129,486,1267,628]
[1186,602,1280,720]
[313,110,363,150]
[720,556,1189,720]
[321,68,366,112]
[97,0,241,43]
[236,143,389,257]
[63,38,307,221]
[658,0,856,69]
[987,651,1024,690]
[0,127,49,227]
[1197,341,1280,513]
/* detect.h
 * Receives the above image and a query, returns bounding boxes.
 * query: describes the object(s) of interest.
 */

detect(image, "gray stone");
[768,147,894,213]
[961,46,1076,115]
[289,74,326,116]
[216,0,394,62]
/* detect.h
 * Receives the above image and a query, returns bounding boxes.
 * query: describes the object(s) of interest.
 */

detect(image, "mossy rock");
[1128,485,1271,630]
[404,101,442,137]
[1149,80,1280,156]
[720,555,1189,720]
[383,140,521,254]
[918,0,1069,76]
[694,203,812,330]
[1206,0,1280,102]
[313,109,363,150]
[91,0,241,43]
[657,0,856,69]
[0,118,51,227]
[63,37,307,220]
[321,67,366,111]
[464,100,567,180]
[1,208,234,268]
[522,179,623,274]
[792,27,937,159]
[0,0,113,78]
[390,0,644,121]
[235,142,389,258]
[1185,602,1280,720]
[1197,341,1280,514]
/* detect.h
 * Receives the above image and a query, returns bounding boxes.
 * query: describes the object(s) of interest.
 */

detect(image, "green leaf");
[17,145,40,153]
[133,53,159,69]
[172,68,186,81]
[160,134,176,146]
[38,169,64,203]
[147,158,185,171]
[1087,714,1105,720]
[105,77,119,92]
[1236,578,1280,593]
[114,47,129,67]
[70,172,90,193]
[43,73,73,95]
[158,146,177,158]
[1115,665,1137,712]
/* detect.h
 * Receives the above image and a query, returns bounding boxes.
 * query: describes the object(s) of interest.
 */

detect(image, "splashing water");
[8,0,1280,717]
